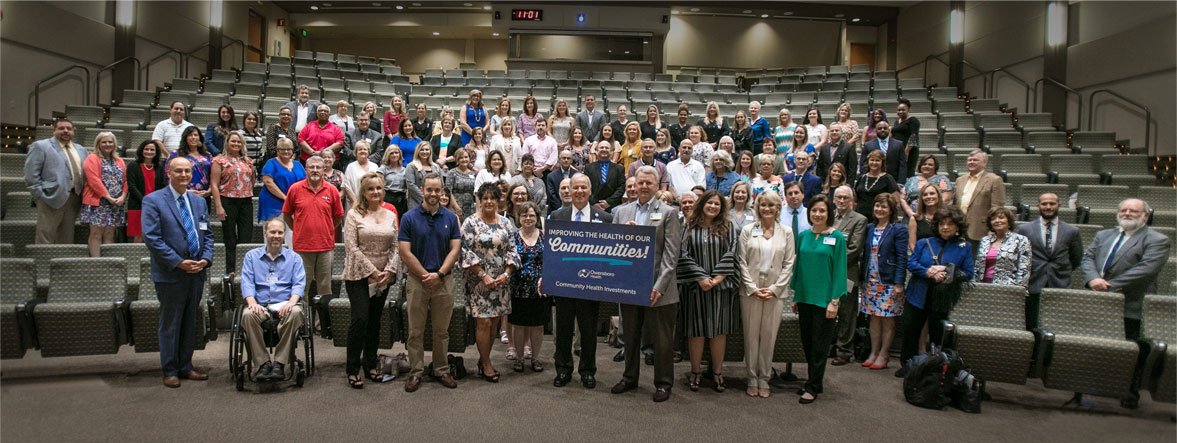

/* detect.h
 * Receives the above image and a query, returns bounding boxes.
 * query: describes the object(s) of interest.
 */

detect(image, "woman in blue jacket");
[858,194,908,370]
[897,205,974,378]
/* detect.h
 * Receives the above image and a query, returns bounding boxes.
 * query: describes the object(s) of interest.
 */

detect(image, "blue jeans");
[156,275,205,377]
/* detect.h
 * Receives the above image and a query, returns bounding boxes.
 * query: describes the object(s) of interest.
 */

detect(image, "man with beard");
[1015,192,1083,329]
[1082,198,1170,341]
[282,156,344,337]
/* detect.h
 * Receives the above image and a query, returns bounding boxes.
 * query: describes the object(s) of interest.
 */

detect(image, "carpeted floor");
[2,335,1174,442]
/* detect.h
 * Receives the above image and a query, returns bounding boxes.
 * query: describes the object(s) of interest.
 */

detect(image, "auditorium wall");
[307,38,508,75]
[665,15,843,71]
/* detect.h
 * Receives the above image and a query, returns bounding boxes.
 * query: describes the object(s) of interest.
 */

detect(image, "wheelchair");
[228,301,316,391]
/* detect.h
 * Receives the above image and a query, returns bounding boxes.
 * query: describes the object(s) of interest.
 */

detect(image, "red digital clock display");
[511,9,543,21]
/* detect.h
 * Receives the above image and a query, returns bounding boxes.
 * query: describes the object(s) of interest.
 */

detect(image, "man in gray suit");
[1015,192,1083,329]
[830,185,869,365]
[342,112,385,169]
[284,84,321,132]
[548,174,613,389]
[574,95,606,142]
[609,165,683,402]
[1082,198,1171,341]
[23,118,88,244]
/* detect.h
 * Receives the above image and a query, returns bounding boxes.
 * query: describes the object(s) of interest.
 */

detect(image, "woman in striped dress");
[677,189,741,393]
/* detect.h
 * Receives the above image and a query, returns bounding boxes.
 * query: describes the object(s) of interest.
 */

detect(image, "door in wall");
[247,9,266,63]
[850,43,875,71]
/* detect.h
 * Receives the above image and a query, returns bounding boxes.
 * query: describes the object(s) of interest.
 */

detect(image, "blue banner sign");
[542,220,656,305]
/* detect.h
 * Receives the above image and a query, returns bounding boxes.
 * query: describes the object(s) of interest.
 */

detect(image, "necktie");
[574,209,583,222]
[1102,232,1125,276]
[63,144,82,194]
[880,139,888,154]
[178,194,200,257]
[792,209,800,235]
[1044,221,1054,251]
[601,162,609,184]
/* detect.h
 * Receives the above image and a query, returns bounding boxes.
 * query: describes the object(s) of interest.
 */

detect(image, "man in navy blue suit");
[143,156,216,388]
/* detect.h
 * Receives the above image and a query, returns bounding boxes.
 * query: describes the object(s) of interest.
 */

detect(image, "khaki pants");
[405,274,455,377]
[740,296,784,390]
[296,250,334,296]
[35,192,81,244]
[240,305,305,370]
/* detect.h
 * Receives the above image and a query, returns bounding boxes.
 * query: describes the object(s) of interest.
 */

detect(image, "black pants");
[384,191,407,221]
[221,197,254,273]
[797,303,836,394]
[620,303,678,390]
[900,300,949,365]
[553,297,600,376]
[1026,292,1041,330]
[344,280,389,376]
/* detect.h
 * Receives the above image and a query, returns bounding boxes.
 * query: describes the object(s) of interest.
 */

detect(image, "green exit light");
[299,28,308,37]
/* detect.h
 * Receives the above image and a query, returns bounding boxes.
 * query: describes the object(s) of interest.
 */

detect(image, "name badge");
[751,227,763,237]
[649,212,663,222]
[198,222,209,231]
[591,219,603,223]
[823,236,837,246]
[745,214,754,221]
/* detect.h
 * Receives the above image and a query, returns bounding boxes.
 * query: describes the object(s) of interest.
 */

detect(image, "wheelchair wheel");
[295,361,305,387]
[228,305,244,375]
[235,369,245,391]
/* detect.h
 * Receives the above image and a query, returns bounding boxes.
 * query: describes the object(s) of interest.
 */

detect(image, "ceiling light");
[643,40,649,44]
[742,10,752,14]
[851,18,860,22]
[372,2,381,6]
[395,5,403,9]
[760,14,769,18]
[624,51,630,54]
[783,11,793,16]
[483,5,491,10]
[463,3,472,6]
[432,31,440,36]
[492,32,500,37]
[309,5,319,10]
[672,10,680,15]
[322,2,331,6]
[412,2,421,6]
[690,8,699,12]
[834,13,845,18]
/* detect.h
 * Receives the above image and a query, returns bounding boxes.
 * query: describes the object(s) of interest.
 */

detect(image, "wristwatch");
[437,269,448,278]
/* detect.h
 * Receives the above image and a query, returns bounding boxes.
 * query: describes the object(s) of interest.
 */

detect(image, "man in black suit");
[342,112,385,169]
[816,122,857,185]
[547,173,613,389]
[1014,192,1083,330]
[575,95,606,143]
[860,120,907,183]
[584,140,626,212]
[545,150,576,211]
[283,84,321,133]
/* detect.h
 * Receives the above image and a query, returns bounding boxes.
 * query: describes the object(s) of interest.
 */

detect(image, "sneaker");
[506,347,518,360]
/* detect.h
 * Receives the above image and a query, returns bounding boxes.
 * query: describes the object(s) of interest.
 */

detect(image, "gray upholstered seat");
[0,258,37,359]
[1141,295,1176,403]
[33,258,127,357]
[944,283,1036,385]
[1038,288,1140,401]
[128,258,212,353]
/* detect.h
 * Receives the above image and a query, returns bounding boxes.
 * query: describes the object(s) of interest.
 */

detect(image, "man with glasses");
[829,185,868,366]
[151,101,194,155]
[282,156,344,337]
[297,104,344,162]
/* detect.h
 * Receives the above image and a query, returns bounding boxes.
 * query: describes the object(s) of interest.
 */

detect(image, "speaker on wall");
[661,15,668,24]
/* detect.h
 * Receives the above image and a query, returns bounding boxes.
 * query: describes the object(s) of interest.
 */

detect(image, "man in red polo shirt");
[282,155,344,336]
[298,104,345,162]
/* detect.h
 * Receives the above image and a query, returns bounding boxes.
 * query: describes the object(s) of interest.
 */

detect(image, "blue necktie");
[600,162,609,184]
[574,209,583,222]
[178,194,200,257]
[880,138,888,154]
[1102,232,1125,276]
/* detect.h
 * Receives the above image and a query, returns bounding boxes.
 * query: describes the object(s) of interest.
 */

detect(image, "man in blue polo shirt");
[398,172,462,392]
[239,218,306,382]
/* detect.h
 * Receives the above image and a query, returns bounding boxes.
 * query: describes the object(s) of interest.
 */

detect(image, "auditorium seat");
[983,131,1024,154]
[1078,185,1131,226]
[999,154,1048,185]
[0,221,35,253]
[169,78,201,94]
[1101,156,1159,187]
[1025,131,1070,154]
[969,98,1002,114]
[33,258,128,357]
[1142,295,1176,403]
[938,113,976,133]
[1037,288,1141,403]
[944,283,1037,385]
[2,192,36,221]
[26,244,89,298]
[99,243,148,299]
[65,105,104,127]
[1015,113,1057,133]
[1050,154,1102,186]
[118,90,157,109]
[1,258,38,359]
[396,267,472,353]
[191,94,227,113]
[1070,131,1116,153]
[105,107,147,130]
[328,279,402,348]
[128,257,213,352]
[203,80,235,96]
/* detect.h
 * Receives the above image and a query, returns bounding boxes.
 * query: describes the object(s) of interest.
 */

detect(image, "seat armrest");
[942,320,957,350]
[1046,171,1059,184]
[1031,327,1055,379]
[1143,340,1167,392]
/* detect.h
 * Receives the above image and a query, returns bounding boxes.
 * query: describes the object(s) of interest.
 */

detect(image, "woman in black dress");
[508,202,547,373]
[854,150,899,220]
[907,182,942,251]
[891,98,921,179]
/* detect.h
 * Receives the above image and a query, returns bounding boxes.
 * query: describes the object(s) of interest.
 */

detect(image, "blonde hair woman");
[619,121,642,171]
[735,191,795,398]
[81,131,128,256]
[342,172,401,388]
[547,98,575,149]
[460,89,487,146]
[405,141,439,211]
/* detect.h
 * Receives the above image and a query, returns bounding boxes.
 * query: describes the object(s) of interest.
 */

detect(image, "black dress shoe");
[255,361,273,381]
[611,380,638,394]
[268,362,285,381]
[653,387,672,402]
[581,374,596,389]
[644,353,654,366]
[612,349,625,362]
[553,371,572,387]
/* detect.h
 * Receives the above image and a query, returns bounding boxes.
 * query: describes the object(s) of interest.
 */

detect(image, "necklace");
[862,174,882,192]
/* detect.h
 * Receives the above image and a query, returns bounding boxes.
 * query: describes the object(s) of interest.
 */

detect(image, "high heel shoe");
[478,359,501,382]
[861,357,876,367]
[712,372,726,393]
[686,372,701,392]
[869,356,890,370]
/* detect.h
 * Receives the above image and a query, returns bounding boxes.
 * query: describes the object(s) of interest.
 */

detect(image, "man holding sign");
[547,174,613,389]
[610,165,683,402]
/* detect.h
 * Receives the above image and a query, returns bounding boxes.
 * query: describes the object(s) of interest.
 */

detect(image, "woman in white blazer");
[735,190,796,398]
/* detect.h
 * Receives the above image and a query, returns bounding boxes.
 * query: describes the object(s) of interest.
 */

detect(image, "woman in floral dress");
[461,182,521,382]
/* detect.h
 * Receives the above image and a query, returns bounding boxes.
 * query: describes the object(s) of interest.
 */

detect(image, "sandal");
[530,360,544,372]
[478,360,500,383]
[367,370,395,383]
[348,374,364,389]
[713,373,727,393]
[512,360,525,372]
[686,372,701,392]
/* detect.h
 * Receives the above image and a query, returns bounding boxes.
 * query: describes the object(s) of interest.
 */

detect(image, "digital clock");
[511,9,543,21]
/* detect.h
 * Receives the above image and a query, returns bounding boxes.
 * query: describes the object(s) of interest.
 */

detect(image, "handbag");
[924,239,967,314]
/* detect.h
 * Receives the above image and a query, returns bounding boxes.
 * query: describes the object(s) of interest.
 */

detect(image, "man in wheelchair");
[239,218,307,382]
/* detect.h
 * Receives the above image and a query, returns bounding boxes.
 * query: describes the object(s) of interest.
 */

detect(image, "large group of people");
[19,93,1170,405]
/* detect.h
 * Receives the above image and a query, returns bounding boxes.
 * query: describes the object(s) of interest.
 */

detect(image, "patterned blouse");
[518,113,543,139]
[341,207,401,284]
[566,145,592,172]
[212,155,255,198]
[460,214,522,316]
[509,231,543,299]
[837,119,860,145]
[166,151,211,191]
[446,167,478,219]
[676,222,740,292]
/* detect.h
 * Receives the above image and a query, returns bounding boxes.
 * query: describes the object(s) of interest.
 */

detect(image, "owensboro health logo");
[577,268,615,280]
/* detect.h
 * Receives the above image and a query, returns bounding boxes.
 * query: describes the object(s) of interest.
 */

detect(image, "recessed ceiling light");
[310,5,319,10]
[412,2,421,6]
[372,2,381,6]
[323,2,331,6]
[783,11,793,16]
[463,3,472,6]
[671,10,679,15]
[483,5,491,10]
[492,32,500,37]
[624,51,630,54]
[690,8,699,12]
[395,5,403,9]
[834,13,845,18]
[851,18,861,22]
[742,10,752,14]
[760,14,769,18]
[643,40,649,44]
[432,31,440,36]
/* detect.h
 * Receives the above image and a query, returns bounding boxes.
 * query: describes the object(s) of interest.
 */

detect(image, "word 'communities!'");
[547,238,651,259]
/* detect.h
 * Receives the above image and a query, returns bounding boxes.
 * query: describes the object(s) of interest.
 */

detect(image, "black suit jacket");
[817,139,858,185]
[584,161,626,211]
[860,138,907,183]
[126,160,168,211]
[549,204,613,223]
[545,167,575,211]
[1016,218,1083,294]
